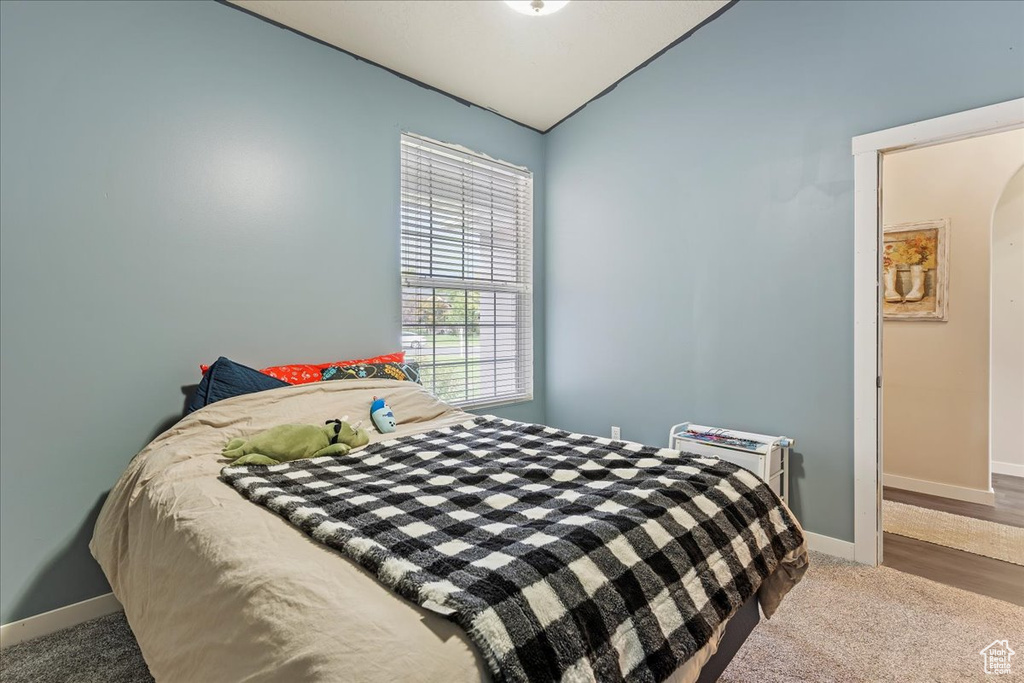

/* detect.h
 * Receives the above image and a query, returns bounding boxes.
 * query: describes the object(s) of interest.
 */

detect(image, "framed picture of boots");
[882,219,950,321]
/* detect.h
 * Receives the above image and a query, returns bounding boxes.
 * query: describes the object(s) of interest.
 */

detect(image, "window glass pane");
[403,287,524,404]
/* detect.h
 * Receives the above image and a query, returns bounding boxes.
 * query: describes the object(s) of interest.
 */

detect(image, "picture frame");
[882,219,950,321]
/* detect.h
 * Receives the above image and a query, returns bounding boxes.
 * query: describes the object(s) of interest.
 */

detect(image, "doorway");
[877,130,1024,604]
[850,98,1024,569]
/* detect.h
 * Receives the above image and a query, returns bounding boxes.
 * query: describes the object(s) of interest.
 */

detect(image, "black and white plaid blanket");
[221,417,804,683]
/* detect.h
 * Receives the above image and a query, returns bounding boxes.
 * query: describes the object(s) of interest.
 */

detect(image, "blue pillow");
[187,357,288,414]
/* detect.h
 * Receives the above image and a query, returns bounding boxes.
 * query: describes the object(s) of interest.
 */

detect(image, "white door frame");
[850,98,1024,566]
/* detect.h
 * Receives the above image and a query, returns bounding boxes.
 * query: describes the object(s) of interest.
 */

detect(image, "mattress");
[90,379,807,682]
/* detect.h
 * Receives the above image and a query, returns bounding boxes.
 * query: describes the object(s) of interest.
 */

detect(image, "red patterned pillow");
[260,352,406,385]
[313,351,405,370]
[257,364,322,385]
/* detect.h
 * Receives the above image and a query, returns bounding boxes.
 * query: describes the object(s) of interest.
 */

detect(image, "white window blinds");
[400,133,533,409]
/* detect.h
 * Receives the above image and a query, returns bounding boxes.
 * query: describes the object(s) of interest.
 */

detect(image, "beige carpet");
[883,500,1024,565]
[721,552,1024,682]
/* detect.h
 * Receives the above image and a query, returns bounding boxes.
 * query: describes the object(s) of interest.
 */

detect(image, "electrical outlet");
[611,426,621,440]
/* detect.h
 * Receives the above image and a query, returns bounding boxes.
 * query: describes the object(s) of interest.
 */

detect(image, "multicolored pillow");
[320,361,421,384]
[263,352,406,384]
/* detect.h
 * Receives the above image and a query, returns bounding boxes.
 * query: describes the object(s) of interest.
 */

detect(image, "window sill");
[456,393,534,412]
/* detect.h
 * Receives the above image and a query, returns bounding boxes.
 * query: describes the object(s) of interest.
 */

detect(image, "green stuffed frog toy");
[223,418,370,466]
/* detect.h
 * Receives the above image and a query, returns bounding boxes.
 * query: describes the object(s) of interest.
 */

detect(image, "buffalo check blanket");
[221,417,805,683]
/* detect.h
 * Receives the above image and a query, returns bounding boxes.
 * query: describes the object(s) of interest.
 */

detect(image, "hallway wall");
[882,129,1024,494]
[991,166,1024,476]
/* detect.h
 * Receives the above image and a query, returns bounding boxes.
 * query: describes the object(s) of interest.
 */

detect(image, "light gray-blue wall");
[544,0,1024,542]
[0,0,545,623]
[4,0,1023,627]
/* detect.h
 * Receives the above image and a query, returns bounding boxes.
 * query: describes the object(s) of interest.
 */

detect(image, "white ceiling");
[230,0,731,132]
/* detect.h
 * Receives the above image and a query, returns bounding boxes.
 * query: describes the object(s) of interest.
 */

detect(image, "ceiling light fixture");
[504,0,569,17]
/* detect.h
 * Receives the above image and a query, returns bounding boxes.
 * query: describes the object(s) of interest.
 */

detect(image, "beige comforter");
[91,380,807,682]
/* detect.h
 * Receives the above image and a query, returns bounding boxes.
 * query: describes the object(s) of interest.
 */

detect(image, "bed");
[91,379,807,682]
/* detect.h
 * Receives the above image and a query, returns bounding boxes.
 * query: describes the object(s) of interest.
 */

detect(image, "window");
[400,133,533,408]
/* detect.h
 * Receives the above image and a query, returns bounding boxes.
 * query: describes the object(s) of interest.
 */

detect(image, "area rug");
[883,499,1024,565]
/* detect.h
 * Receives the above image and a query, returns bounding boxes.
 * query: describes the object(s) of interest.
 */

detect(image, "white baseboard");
[992,461,1024,478]
[883,473,995,506]
[804,531,857,561]
[0,592,122,649]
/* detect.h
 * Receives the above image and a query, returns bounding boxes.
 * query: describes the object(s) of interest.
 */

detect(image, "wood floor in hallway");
[882,474,1024,606]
